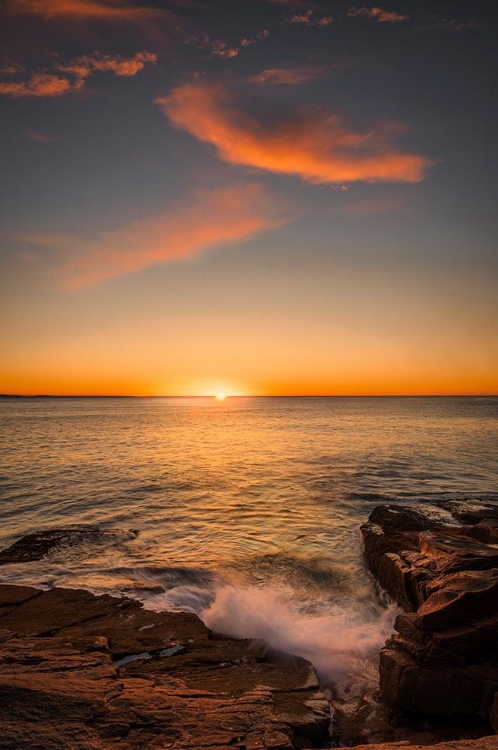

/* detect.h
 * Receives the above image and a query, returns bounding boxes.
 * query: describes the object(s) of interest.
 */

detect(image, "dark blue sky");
[0,0,497,395]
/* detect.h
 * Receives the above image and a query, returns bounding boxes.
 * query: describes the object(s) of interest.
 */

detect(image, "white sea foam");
[143,584,216,614]
[143,579,397,693]
[200,584,397,687]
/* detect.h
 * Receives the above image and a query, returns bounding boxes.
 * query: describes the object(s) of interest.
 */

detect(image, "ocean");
[1,396,497,695]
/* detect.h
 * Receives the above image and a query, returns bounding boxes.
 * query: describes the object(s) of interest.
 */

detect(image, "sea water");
[1,396,497,692]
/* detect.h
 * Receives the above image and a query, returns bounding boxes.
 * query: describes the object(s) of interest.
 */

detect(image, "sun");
[215,392,227,401]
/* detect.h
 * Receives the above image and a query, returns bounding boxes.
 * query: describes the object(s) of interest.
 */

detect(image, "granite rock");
[0,583,330,749]
[361,501,498,724]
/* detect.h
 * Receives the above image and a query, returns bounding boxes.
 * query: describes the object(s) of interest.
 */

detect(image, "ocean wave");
[200,582,398,691]
[348,490,498,504]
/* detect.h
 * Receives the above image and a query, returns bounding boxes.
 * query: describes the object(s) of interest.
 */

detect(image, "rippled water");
[1,396,497,694]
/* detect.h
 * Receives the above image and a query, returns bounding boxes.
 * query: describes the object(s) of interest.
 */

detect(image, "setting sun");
[1,2,498,747]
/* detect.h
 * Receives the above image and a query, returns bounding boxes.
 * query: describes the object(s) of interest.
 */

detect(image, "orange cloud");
[194,33,239,59]
[0,73,72,97]
[6,0,158,20]
[158,81,436,185]
[19,184,291,288]
[0,51,157,98]
[57,51,158,79]
[239,28,270,47]
[0,63,26,75]
[348,6,408,23]
[207,39,239,59]
[193,28,269,61]
[286,10,333,26]
[251,63,328,85]
[289,11,310,23]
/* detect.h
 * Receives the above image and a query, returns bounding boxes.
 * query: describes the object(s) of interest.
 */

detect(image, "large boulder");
[361,502,498,725]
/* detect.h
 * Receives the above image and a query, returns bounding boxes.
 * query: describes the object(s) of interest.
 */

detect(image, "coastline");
[1,500,498,748]
[0,582,331,749]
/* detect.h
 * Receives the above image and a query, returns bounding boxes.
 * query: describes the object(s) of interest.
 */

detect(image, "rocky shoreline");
[361,500,498,729]
[1,500,498,749]
[0,583,331,749]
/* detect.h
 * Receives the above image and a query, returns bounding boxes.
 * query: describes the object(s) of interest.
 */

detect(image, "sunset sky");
[0,0,497,396]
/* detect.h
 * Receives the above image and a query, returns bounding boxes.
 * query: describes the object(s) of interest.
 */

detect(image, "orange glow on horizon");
[1,306,496,399]
[1,375,496,398]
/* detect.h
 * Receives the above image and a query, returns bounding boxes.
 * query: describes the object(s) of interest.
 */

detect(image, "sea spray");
[200,583,398,690]
[143,576,398,698]
[143,583,216,613]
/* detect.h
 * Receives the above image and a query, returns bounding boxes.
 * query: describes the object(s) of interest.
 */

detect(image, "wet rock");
[368,504,448,534]
[435,499,498,525]
[361,501,498,725]
[0,527,138,565]
[0,584,330,749]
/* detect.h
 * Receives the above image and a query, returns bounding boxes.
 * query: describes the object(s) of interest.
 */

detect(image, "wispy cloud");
[0,63,26,75]
[197,29,270,60]
[0,51,157,97]
[19,184,291,287]
[0,73,73,98]
[250,63,329,85]
[347,6,408,23]
[56,51,158,79]
[239,29,270,47]
[158,80,437,186]
[285,10,333,26]
[6,0,159,21]
[202,35,239,59]
[412,18,483,33]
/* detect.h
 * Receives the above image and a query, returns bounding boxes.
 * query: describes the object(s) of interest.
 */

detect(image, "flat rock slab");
[0,584,330,749]
[0,527,138,565]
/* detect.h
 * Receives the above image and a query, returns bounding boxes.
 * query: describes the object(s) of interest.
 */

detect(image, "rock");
[368,505,449,534]
[0,584,330,749]
[0,527,138,565]
[361,501,498,724]
[414,570,498,631]
[380,636,498,716]
[349,737,498,750]
[491,693,498,733]
[435,499,498,525]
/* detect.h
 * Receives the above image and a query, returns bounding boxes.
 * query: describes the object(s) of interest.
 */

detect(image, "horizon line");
[1,394,497,399]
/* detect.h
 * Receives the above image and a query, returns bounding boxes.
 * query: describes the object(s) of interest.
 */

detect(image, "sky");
[0,0,497,396]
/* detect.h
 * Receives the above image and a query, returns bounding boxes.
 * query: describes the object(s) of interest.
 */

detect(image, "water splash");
[201,583,397,687]
[143,578,397,696]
